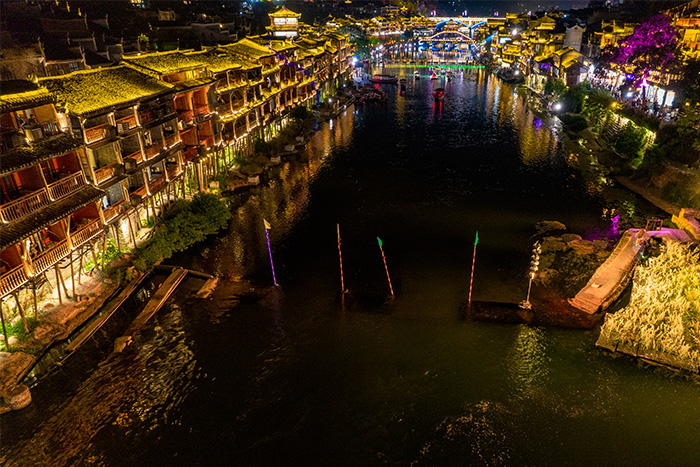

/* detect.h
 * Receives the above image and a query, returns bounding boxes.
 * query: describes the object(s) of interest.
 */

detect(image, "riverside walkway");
[568,229,643,315]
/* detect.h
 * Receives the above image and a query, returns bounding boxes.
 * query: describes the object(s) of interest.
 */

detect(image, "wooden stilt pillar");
[69,250,76,300]
[149,197,157,223]
[78,246,83,285]
[101,234,107,270]
[127,214,137,247]
[90,239,98,273]
[158,191,166,214]
[114,224,121,252]
[54,264,62,305]
[0,299,9,350]
[12,293,28,332]
[32,286,38,319]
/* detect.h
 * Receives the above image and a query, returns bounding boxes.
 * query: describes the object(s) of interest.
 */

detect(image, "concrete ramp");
[568,230,642,315]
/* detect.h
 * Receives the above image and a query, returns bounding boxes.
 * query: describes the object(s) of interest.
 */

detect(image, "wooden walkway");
[120,267,188,339]
[568,230,643,315]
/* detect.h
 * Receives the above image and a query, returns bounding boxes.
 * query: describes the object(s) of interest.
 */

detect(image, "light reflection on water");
[3,70,698,467]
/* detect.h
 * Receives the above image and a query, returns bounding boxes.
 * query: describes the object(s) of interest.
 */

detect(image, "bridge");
[430,17,490,29]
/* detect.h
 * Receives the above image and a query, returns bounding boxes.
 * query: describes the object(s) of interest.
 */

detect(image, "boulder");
[541,237,568,252]
[569,239,595,255]
[561,233,583,243]
[593,240,609,252]
[535,221,567,235]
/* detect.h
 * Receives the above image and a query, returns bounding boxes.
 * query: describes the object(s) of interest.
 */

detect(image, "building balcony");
[177,108,194,124]
[46,172,86,201]
[194,105,210,116]
[182,146,199,163]
[103,199,125,224]
[0,264,29,298]
[166,165,183,181]
[200,136,214,148]
[0,189,51,224]
[84,123,111,144]
[70,218,103,249]
[144,141,164,160]
[23,121,63,143]
[116,114,138,134]
[149,174,167,194]
[164,133,181,148]
[93,163,124,186]
[31,239,71,277]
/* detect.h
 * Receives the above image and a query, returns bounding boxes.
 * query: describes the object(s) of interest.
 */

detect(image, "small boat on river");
[370,74,398,84]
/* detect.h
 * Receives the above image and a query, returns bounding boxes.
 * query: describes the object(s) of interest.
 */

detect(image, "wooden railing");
[133,184,149,198]
[94,164,118,185]
[84,123,110,144]
[0,264,29,297]
[32,239,70,276]
[0,189,51,223]
[71,219,103,249]
[167,165,183,180]
[194,104,209,116]
[145,141,163,160]
[177,109,194,123]
[124,149,144,166]
[164,133,180,148]
[182,146,198,162]
[47,172,85,200]
[103,200,124,223]
[116,114,138,133]
[40,121,63,137]
[200,136,214,148]
[149,174,167,194]
[139,110,153,125]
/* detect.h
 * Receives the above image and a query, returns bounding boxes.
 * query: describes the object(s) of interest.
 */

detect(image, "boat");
[434,88,445,101]
[370,74,398,84]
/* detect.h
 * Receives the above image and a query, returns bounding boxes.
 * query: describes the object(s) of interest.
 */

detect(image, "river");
[3,68,699,466]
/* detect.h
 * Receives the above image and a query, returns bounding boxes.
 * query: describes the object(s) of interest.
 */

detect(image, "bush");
[559,113,588,133]
[131,193,231,271]
[614,121,647,162]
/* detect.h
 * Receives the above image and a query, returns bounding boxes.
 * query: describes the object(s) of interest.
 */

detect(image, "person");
[17,115,26,127]
[28,114,37,124]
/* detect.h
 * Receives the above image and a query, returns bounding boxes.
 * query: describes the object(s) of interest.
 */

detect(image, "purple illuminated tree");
[609,15,679,74]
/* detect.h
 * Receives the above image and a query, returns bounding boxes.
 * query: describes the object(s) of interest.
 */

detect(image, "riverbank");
[0,96,356,413]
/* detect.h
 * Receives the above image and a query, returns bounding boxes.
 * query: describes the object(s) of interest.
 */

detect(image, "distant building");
[267,7,301,39]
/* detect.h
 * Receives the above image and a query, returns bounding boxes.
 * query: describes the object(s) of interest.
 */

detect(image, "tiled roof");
[185,49,243,73]
[0,186,104,250]
[224,39,275,61]
[122,50,206,74]
[1,133,84,176]
[0,80,53,113]
[269,6,301,18]
[40,65,173,116]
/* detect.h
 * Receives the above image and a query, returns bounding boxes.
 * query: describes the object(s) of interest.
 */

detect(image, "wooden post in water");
[264,219,278,286]
[377,237,394,297]
[468,231,479,305]
[337,224,345,293]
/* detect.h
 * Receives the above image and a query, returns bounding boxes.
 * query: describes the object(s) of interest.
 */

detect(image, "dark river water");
[3,68,699,466]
